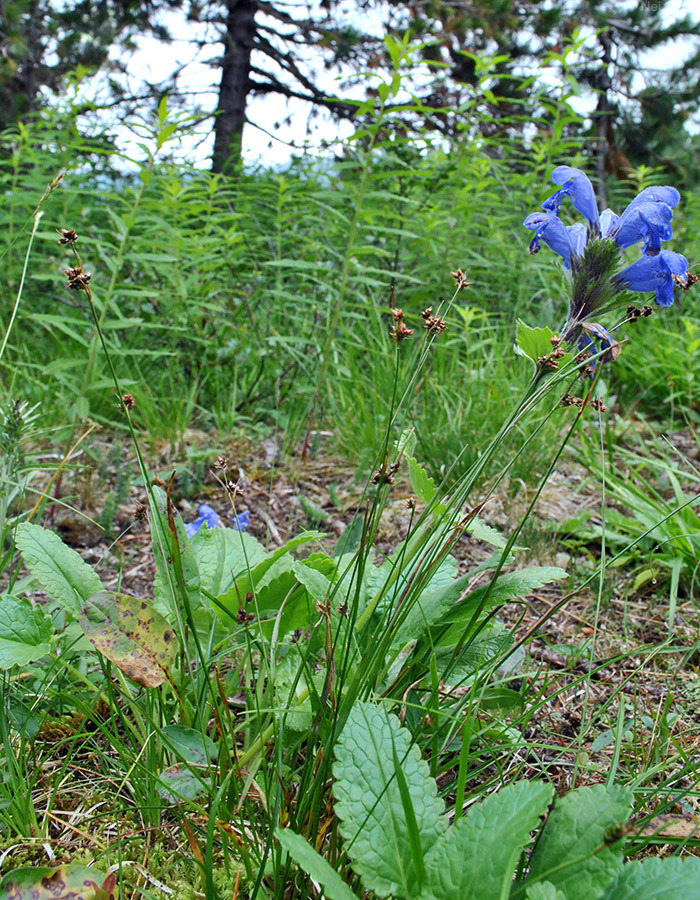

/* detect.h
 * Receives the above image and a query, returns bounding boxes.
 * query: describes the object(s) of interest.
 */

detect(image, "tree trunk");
[593,29,613,211]
[211,0,258,174]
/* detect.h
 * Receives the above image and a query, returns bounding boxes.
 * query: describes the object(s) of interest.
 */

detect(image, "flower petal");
[614,201,674,252]
[624,185,680,212]
[567,223,587,258]
[600,208,619,237]
[615,250,688,307]
[544,165,600,227]
[524,211,574,265]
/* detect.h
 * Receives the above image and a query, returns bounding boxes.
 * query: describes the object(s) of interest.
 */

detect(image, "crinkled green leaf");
[0,865,114,899]
[601,857,700,900]
[333,701,446,898]
[276,828,360,900]
[526,784,633,900]
[421,779,553,900]
[215,530,325,619]
[439,567,567,629]
[0,595,53,668]
[15,522,104,616]
[79,591,178,687]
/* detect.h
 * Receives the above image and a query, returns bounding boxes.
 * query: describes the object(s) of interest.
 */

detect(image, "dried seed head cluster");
[560,393,584,408]
[590,397,607,412]
[133,501,148,522]
[406,497,417,510]
[421,307,447,334]
[64,266,91,291]
[121,393,135,410]
[57,228,78,245]
[214,454,228,471]
[371,460,400,486]
[537,354,559,370]
[390,307,415,343]
[626,304,654,322]
[450,268,472,291]
[674,271,698,291]
[226,480,245,497]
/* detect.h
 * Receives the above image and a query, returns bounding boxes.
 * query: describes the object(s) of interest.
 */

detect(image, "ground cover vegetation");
[3,13,700,900]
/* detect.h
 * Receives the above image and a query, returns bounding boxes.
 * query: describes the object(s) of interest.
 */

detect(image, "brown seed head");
[391,320,415,343]
[122,393,135,410]
[133,502,148,522]
[57,228,78,245]
[449,268,471,291]
[591,397,607,413]
[64,266,91,291]
[537,355,558,370]
[214,455,228,471]
[423,315,447,335]
[226,480,245,497]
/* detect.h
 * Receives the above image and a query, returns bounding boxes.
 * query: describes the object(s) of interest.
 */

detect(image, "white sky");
[87,0,699,169]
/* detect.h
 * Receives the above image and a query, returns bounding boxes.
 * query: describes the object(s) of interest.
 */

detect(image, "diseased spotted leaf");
[0,865,114,899]
[79,591,178,687]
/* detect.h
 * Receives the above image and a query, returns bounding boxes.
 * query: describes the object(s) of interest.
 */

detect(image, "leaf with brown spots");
[0,865,114,899]
[79,591,178,687]
[640,812,700,840]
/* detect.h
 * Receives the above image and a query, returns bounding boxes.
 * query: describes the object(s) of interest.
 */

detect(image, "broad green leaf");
[157,762,210,803]
[439,567,567,630]
[215,531,325,618]
[526,784,633,900]
[0,865,115,899]
[15,522,104,616]
[276,828,360,900]
[421,779,553,900]
[514,320,558,363]
[161,725,217,765]
[0,596,53,668]
[601,857,700,900]
[526,884,567,900]
[192,526,266,598]
[79,591,178,687]
[333,701,446,898]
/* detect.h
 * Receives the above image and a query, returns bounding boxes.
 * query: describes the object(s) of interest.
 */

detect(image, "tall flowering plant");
[523,166,695,369]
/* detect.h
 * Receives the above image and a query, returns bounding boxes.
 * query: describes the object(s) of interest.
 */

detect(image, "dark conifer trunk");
[211,0,258,174]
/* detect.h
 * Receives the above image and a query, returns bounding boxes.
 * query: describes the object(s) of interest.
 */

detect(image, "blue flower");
[578,322,621,373]
[232,509,250,532]
[529,166,680,264]
[615,250,689,307]
[542,165,600,229]
[184,503,220,537]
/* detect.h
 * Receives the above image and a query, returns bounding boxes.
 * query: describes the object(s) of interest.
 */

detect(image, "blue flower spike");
[184,503,220,537]
[523,164,692,322]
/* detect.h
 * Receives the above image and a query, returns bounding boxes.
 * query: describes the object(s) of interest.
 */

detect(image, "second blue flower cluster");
[524,165,689,307]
